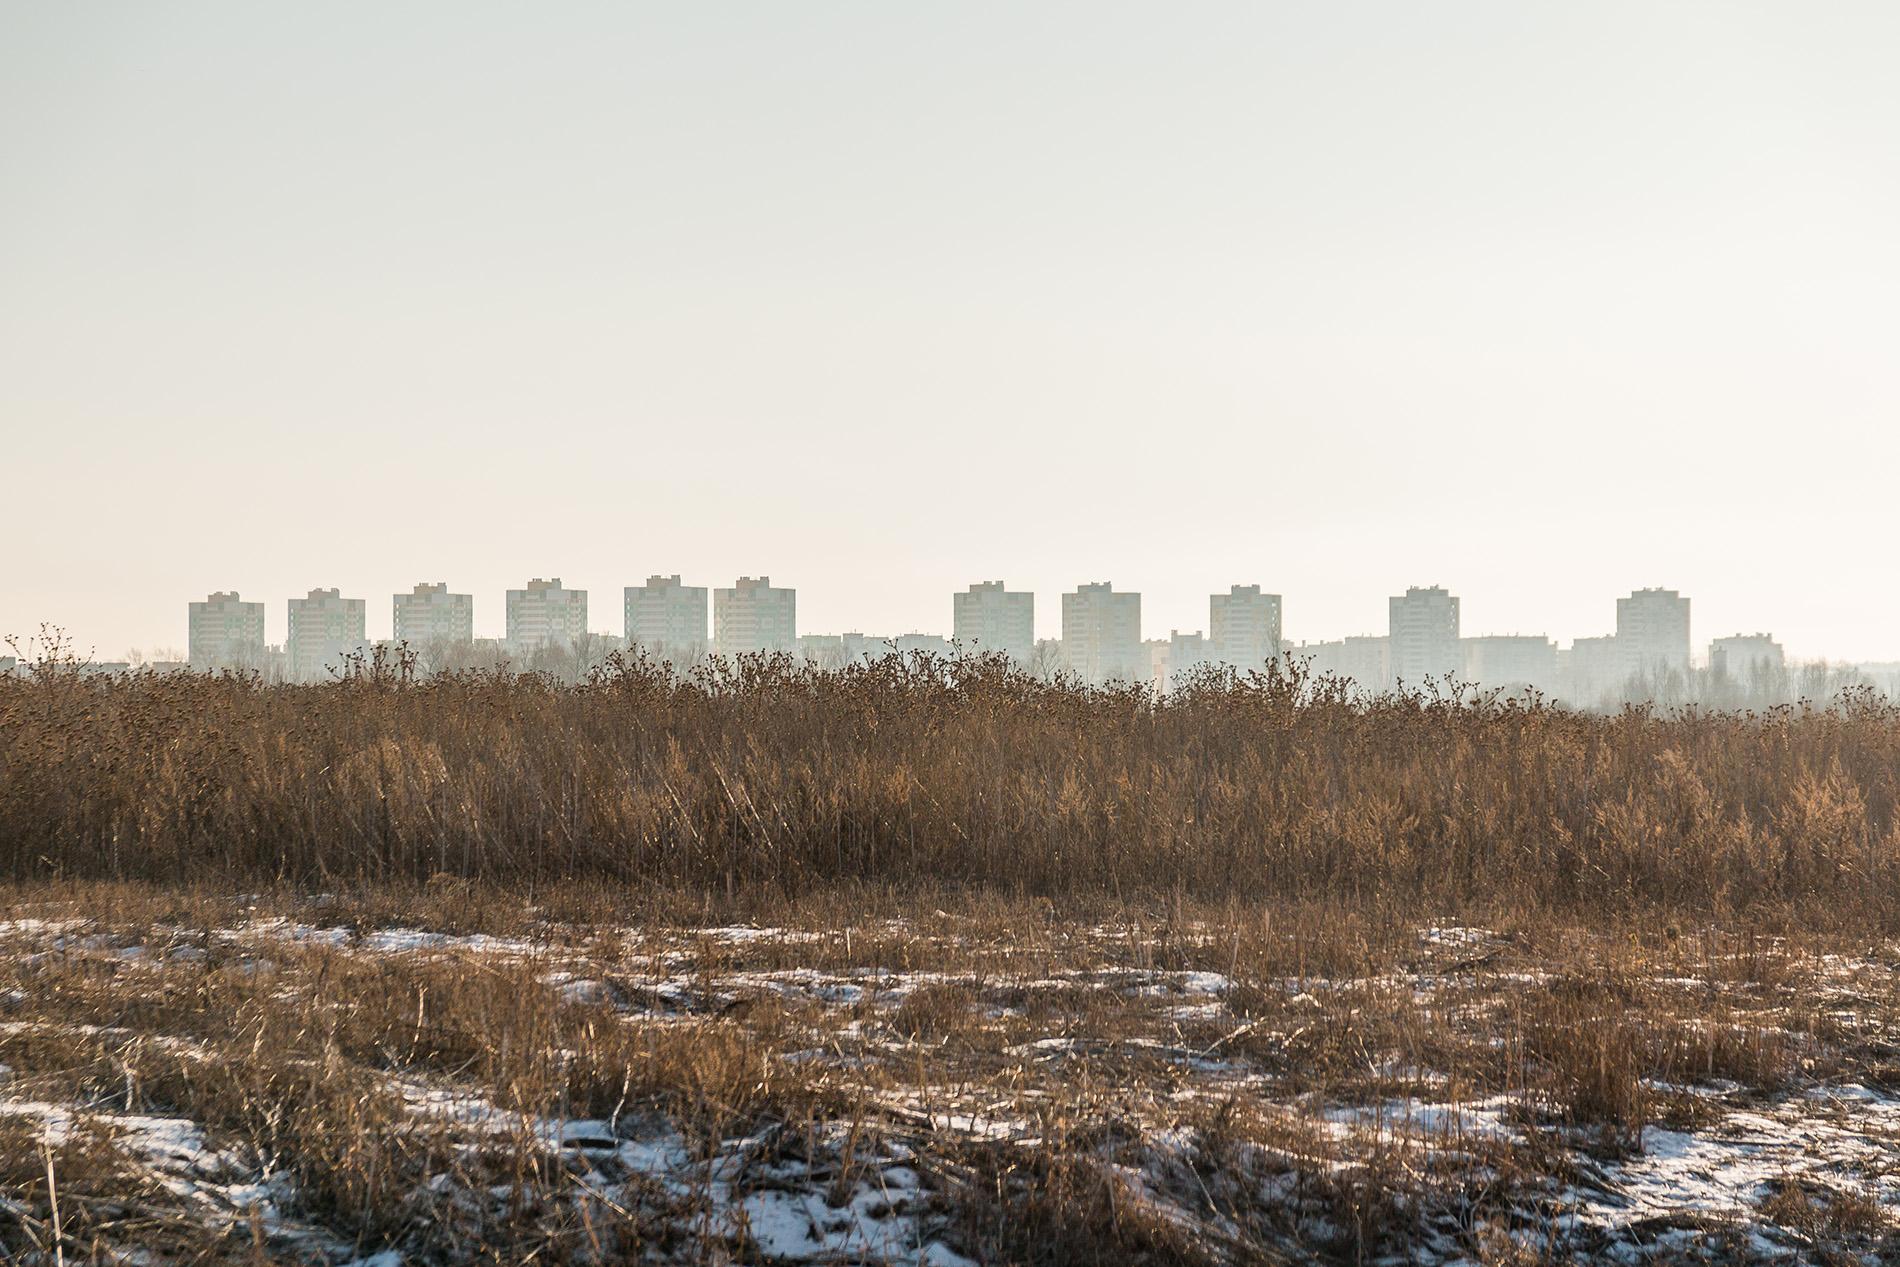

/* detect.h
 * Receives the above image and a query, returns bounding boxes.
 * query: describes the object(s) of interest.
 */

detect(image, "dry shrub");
[1540,1018,1650,1153]
[1758,1176,1891,1244]
[1645,1014,1797,1090]
[951,1143,1222,1267]
[0,1111,255,1263]
[888,982,977,1041]
[1513,984,1651,1153]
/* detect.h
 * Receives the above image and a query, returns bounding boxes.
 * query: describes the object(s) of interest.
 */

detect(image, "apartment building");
[1210,585,1283,670]
[1460,634,1557,693]
[1143,638,1170,687]
[393,582,473,649]
[1389,586,1461,684]
[187,591,266,672]
[286,588,367,682]
[1293,636,1390,694]
[624,575,708,663]
[795,633,847,667]
[791,631,869,665]
[714,576,796,655]
[1166,629,1215,689]
[1710,633,1784,681]
[951,581,1034,661]
[1617,588,1691,683]
[1060,582,1143,685]
[1562,635,1623,706]
[894,632,952,658]
[506,578,588,653]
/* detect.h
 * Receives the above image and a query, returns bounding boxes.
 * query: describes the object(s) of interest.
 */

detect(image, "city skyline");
[9,5,1900,665]
[63,574,1847,707]
[97,571,1866,691]
[9,571,1880,676]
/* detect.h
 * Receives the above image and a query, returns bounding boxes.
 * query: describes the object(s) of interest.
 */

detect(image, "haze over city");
[7,2,1900,660]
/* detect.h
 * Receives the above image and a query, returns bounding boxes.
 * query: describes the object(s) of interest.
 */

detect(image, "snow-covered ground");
[1,909,1895,1263]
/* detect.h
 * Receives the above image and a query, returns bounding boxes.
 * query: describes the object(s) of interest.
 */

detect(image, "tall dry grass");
[3,650,1899,925]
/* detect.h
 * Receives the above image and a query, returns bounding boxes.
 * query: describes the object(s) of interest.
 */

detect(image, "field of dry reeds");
[2,654,1899,1263]
[4,650,1900,924]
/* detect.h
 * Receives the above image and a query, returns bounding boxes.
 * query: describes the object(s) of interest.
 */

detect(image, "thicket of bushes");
[3,651,1897,922]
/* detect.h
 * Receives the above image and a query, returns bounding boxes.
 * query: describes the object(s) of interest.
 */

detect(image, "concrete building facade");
[1166,629,1215,689]
[1060,582,1143,685]
[894,632,952,658]
[506,578,588,654]
[1562,635,1623,706]
[1710,633,1785,681]
[952,581,1034,661]
[714,576,796,656]
[1460,635,1558,694]
[1389,586,1461,685]
[624,575,708,663]
[1617,588,1692,683]
[286,588,367,682]
[1210,585,1283,671]
[796,634,849,667]
[1293,636,1391,694]
[393,582,473,649]
[838,632,890,663]
[188,591,266,672]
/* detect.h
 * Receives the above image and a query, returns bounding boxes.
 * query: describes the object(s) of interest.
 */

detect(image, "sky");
[4,2,1900,662]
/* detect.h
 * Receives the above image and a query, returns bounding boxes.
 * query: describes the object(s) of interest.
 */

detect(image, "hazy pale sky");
[5,2,1900,661]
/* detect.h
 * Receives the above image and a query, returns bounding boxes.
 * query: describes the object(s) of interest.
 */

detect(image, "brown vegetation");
[0,885,1895,1263]
[4,651,1900,927]
[3,654,1899,1261]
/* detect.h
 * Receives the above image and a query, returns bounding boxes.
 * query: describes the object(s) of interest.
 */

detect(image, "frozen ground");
[1,904,1896,1264]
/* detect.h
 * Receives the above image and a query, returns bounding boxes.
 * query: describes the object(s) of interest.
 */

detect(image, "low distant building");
[798,631,927,667]
[842,632,892,662]
[1291,636,1391,694]
[893,632,952,658]
[188,591,267,672]
[1461,635,1558,694]
[1844,662,1900,698]
[1166,630,1215,689]
[1562,635,1622,706]
[1710,634,1784,682]
[796,633,847,667]
[1144,638,1170,687]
